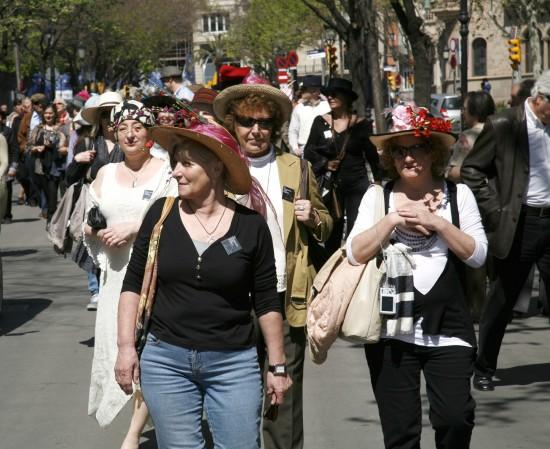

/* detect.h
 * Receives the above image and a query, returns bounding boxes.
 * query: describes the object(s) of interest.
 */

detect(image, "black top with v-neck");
[304,115,382,186]
[122,197,279,350]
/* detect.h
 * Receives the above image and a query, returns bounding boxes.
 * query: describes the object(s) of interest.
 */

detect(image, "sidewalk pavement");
[1,198,550,449]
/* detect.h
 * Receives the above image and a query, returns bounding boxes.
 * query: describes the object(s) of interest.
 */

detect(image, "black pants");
[256,294,306,449]
[35,174,59,221]
[4,180,13,219]
[325,176,370,254]
[475,209,550,376]
[365,340,475,449]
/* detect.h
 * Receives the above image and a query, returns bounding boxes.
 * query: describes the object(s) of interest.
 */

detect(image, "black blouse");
[122,198,280,351]
[304,115,382,186]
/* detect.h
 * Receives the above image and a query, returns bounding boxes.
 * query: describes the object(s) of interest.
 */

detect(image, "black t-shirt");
[122,198,280,350]
[304,115,382,186]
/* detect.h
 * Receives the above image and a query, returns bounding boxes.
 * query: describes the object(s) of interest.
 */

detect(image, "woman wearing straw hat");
[304,77,382,254]
[84,100,176,448]
[347,105,488,449]
[78,91,124,180]
[213,79,332,449]
[115,119,290,449]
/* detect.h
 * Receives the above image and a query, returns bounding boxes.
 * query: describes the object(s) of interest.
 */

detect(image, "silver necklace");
[187,199,228,244]
[124,156,152,188]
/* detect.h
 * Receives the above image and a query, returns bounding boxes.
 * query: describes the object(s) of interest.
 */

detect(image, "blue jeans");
[86,269,99,295]
[140,333,262,449]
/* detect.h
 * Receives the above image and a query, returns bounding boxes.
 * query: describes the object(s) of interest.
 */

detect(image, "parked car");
[430,94,462,131]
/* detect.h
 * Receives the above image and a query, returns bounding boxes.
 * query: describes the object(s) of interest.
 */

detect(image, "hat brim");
[320,87,358,101]
[142,96,178,109]
[81,103,120,125]
[150,126,252,194]
[369,130,458,151]
[213,84,292,123]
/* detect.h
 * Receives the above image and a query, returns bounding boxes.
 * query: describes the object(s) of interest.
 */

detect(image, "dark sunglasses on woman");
[234,115,274,130]
[390,143,431,160]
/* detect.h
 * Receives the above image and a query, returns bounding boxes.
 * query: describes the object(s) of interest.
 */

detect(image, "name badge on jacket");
[282,186,295,202]
[142,190,153,200]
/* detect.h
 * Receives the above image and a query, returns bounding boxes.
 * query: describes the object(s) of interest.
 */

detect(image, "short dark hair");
[517,79,535,102]
[465,91,496,123]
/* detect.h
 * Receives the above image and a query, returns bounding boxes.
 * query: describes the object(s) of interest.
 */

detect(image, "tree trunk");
[347,24,367,116]
[390,0,435,107]
[363,0,386,132]
[527,10,541,77]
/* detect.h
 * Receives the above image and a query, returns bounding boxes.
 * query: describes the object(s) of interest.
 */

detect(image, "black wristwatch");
[268,364,288,376]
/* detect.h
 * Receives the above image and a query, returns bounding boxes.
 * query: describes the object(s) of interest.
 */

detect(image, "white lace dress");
[85,160,176,427]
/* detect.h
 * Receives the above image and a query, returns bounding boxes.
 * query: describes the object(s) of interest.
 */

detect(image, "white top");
[149,142,169,161]
[346,183,488,348]
[30,111,41,132]
[524,98,550,207]
[175,85,194,102]
[249,149,287,292]
[288,100,331,154]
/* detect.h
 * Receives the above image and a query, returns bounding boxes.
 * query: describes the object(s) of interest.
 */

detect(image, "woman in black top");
[304,78,381,254]
[116,120,291,449]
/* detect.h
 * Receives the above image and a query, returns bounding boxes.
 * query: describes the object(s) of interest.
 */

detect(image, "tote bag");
[339,184,386,343]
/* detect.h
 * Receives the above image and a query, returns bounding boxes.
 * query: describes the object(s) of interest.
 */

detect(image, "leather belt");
[523,204,550,218]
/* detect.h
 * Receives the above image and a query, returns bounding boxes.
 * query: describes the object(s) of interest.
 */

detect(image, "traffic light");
[387,73,396,91]
[327,45,338,75]
[508,38,521,70]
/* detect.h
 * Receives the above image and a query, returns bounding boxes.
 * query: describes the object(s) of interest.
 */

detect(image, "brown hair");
[380,136,451,179]
[222,93,284,140]
[171,138,225,186]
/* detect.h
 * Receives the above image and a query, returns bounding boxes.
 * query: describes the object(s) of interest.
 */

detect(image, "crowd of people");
[1,66,549,449]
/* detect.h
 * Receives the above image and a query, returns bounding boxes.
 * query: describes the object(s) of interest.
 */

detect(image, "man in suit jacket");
[461,70,550,392]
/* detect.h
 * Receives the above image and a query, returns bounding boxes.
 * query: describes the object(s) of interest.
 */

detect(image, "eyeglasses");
[234,114,274,130]
[390,143,431,159]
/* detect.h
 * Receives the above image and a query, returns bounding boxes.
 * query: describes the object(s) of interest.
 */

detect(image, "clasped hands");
[390,207,447,236]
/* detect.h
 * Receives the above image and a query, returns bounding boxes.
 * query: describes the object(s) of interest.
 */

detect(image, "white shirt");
[346,183,488,347]
[288,100,331,155]
[524,98,550,207]
[174,85,194,102]
[30,111,41,132]
[249,149,287,292]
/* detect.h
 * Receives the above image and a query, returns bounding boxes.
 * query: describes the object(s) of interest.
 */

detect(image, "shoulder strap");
[446,180,460,228]
[299,158,309,199]
[383,180,394,215]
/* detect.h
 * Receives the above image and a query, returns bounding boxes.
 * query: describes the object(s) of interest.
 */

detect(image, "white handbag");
[339,184,386,343]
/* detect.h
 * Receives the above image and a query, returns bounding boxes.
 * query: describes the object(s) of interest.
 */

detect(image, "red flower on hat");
[391,105,452,138]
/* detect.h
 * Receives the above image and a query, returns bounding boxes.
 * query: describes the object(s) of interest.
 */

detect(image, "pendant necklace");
[125,156,152,188]
[188,199,228,244]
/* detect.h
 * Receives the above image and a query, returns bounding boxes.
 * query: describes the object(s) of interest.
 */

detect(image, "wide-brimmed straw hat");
[213,82,292,123]
[81,91,123,124]
[151,122,252,194]
[370,104,457,151]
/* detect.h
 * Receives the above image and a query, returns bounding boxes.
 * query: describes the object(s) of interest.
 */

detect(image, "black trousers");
[256,294,306,449]
[365,340,475,449]
[34,174,59,221]
[4,180,13,219]
[475,209,550,376]
[325,176,370,254]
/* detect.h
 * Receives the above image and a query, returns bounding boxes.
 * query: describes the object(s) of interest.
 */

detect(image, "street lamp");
[458,0,469,129]
[44,27,56,101]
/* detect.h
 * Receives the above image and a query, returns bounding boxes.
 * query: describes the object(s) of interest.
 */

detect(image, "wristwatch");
[268,364,288,376]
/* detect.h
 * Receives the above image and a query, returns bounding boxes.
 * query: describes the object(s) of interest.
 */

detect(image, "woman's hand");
[265,372,293,406]
[326,159,340,171]
[74,150,96,164]
[97,222,137,248]
[114,346,139,395]
[58,145,68,156]
[396,207,447,236]
[294,199,318,226]
[32,145,45,153]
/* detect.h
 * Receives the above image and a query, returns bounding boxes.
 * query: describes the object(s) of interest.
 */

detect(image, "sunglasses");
[390,143,431,159]
[234,114,274,130]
